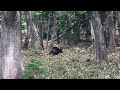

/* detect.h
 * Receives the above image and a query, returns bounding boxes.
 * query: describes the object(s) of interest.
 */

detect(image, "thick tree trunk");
[90,11,107,62]
[0,11,23,79]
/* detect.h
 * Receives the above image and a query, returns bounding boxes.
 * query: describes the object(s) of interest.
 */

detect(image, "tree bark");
[74,12,81,44]
[114,11,120,46]
[48,11,57,51]
[56,22,60,44]
[38,15,44,49]
[66,11,71,45]
[0,11,23,79]
[89,20,95,55]
[22,11,29,50]
[107,11,116,51]
[117,11,120,35]
[46,12,50,50]
[28,11,35,49]
[20,11,22,48]
[90,11,107,62]
[0,41,1,78]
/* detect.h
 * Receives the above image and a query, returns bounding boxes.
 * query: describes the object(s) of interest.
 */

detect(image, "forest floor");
[22,43,120,79]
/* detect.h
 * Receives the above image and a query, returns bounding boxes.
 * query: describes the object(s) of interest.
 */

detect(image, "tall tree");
[114,11,120,46]
[89,19,95,55]
[90,11,107,62]
[38,15,44,49]
[22,11,29,50]
[28,11,35,49]
[0,11,23,79]
[66,11,71,45]
[20,11,22,48]
[0,11,2,78]
[107,11,116,51]
[48,11,57,51]
[56,13,60,44]
[116,11,120,35]
[74,11,81,44]
[45,12,50,50]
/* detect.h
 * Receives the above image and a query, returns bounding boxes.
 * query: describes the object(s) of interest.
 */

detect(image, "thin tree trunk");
[74,12,80,44]
[56,25,60,44]
[55,11,60,44]
[28,11,35,49]
[56,29,60,44]
[38,15,44,49]
[48,11,57,51]
[107,11,116,51]
[66,11,71,45]
[89,20,95,55]
[26,11,30,37]
[113,11,119,46]
[0,42,1,78]
[46,12,50,50]
[0,11,23,79]
[20,11,22,48]
[22,11,29,50]
[117,11,120,35]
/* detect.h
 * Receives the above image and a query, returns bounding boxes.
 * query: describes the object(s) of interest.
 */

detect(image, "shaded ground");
[22,44,120,79]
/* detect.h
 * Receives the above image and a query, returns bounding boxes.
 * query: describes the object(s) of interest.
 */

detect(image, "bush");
[22,57,48,79]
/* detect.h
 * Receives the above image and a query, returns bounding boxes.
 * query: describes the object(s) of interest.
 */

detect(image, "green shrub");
[22,58,48,79]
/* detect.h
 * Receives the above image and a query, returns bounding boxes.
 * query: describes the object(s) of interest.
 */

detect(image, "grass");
[22,43,120,79]
[22,56,48,79]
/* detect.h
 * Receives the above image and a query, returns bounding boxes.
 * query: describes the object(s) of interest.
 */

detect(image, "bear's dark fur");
[49,47,63,55]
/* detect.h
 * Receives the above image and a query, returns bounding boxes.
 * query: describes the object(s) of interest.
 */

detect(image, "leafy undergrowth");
[22,48,48,79]
[22,45,120,79]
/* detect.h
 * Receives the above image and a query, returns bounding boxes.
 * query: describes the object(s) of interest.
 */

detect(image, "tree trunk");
[107,11,116,51]
[46,12,50,50]
[74,12,81,44]
[89,20,95,55]
[0,11,2,78]
[113,11,119,46]
[0,11,23,79]
[20,11,22,48]
[48,11,57,51]
[56,24,60,44]
[28,11,35,49]
[90,11,107,62]
[66,12,71,45]
[22,11,29,50]
[117,11,120,35]
[38,15,44,49]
